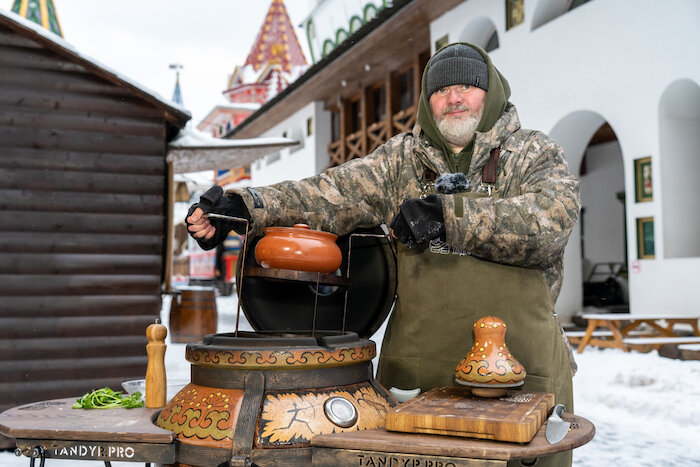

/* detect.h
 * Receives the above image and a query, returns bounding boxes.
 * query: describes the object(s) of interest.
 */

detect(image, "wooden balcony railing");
[328,105,417,167]
[328,140,344,167]
[392,105,417,134]
[346,130,365,161]
[367,120,389,153]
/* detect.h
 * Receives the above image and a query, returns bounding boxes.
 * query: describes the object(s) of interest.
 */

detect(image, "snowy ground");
[2,294,699,466]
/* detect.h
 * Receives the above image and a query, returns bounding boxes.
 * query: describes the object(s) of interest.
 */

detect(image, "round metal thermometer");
[323,396,358,428]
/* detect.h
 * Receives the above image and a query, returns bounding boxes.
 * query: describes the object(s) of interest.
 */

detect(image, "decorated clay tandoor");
[454,316,526,397]
[155,336,394,456]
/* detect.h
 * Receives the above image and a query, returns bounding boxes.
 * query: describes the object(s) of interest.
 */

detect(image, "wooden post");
[164,158,175,294]
[145,321,168,408]
[340,99,348,164]
[385,73,394,139]
[360,88,368,156]
[412,53,421,109]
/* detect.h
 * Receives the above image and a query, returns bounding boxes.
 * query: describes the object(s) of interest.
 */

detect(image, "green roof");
[11,0,63,37]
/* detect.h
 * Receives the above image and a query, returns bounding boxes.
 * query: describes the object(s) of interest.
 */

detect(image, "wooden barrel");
[169,287,218,343]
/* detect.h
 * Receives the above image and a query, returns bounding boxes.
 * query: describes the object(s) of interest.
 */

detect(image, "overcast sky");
[1,0,314,126]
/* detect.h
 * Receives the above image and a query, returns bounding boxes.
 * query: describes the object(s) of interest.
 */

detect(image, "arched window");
[364,4,379,22]
[531,0,594,30]
[349,15,364,33]
[485,30,499,52]
[458,17,499,53]
[305,19,317,63]
[335,28,349,45]
[321,39,335,59]
[659,79,700,258]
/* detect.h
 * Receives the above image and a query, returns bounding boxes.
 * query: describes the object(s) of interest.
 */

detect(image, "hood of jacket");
[416,42,511,173]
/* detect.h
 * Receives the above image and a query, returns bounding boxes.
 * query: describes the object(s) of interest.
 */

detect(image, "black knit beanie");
[426,43,489,96]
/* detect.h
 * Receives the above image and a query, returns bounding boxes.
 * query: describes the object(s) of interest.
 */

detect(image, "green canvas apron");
[377,192,573,467]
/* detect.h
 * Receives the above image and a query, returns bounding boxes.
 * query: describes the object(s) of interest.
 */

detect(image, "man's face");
[429,84,487,149]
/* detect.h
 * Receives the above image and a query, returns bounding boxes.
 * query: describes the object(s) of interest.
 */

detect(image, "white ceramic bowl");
[122,379,188,401]
[121,379,145,396]
[389,387,421,403]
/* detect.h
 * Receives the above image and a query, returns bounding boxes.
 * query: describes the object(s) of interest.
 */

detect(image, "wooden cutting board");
[385,386,554,443]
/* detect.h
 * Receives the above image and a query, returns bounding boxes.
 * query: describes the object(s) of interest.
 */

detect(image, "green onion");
[72,387,144,409]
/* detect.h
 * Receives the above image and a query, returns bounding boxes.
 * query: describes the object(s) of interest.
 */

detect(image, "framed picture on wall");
[636,217,655,259]
[634,156,653,202]
[506,0,525,30]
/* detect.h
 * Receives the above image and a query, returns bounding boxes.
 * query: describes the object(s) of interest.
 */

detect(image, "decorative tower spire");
[244,0,307,73]
[11,0,63,37]
[169,63,184,106]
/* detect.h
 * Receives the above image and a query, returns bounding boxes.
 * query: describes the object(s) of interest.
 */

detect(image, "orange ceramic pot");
[254,224,342,274]
[454,316,526,397]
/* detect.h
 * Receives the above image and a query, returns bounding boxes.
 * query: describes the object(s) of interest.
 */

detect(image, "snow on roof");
[0,9,190,126]
[169,126,292,148]
[216,102,262,111]
[167,126,298,173]
[230,64,262,86]
[289,64,310,81]
[196,101,261,131]
[174,170,215,187]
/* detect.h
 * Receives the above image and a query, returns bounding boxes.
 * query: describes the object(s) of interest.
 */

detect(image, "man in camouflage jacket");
[188,44,580,465]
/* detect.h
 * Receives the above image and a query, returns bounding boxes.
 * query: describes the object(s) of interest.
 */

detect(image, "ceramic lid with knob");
[236,226,396,339]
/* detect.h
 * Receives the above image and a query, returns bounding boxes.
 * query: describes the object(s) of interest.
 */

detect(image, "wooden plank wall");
[0,25,168,424]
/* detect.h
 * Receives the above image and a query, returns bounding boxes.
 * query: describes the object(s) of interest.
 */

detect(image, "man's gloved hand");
[186,185,252,250]
[389,194,445,248]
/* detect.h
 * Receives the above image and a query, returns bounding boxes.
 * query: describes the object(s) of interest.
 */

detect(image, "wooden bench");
[622,336,700,351]
[623,336,700,345]
[565,329,649,345]
[678,344,700,360]
[576,313,700,353]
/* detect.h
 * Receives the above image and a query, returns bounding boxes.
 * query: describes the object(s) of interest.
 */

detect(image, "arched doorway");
[549,111,626,322]
[578,123,627,309]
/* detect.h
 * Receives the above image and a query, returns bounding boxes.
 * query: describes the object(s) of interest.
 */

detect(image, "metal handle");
[342,229,392,334]
[29,446,45,467]
[203,213,250,337]
[550,403,565,418]
[205,213,249,223]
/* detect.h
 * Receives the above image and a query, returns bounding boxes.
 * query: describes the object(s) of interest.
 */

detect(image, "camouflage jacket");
[229,103,580,302]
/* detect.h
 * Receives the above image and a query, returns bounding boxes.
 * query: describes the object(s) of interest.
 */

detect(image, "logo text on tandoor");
[53,445,135,459]
[356,453,457,466]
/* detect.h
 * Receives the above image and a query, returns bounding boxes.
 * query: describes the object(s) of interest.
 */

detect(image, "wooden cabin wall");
[0,25,167,426]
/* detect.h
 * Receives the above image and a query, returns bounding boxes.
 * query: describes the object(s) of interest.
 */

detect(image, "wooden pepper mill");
[145,319,167,408]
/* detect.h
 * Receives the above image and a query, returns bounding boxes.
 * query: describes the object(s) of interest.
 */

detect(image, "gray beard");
[435,106,483,148]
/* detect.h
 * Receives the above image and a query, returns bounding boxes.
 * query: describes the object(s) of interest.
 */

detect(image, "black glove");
[186,185,252,250]
[389,194,444,248]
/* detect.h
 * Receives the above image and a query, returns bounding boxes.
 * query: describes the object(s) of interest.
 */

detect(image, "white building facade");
[242,0,700,324]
